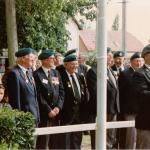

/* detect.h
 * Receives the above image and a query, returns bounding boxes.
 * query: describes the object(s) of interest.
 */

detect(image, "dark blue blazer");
[133,65,150,129]
[118,67,138,113]
[86,68,97,118]
[6,65,40,123]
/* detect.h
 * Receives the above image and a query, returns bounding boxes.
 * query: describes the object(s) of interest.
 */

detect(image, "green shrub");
[0,107,36,149]
[86,51,97,67]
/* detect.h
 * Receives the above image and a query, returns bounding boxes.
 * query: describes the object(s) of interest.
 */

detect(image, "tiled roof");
[79,29,144,52]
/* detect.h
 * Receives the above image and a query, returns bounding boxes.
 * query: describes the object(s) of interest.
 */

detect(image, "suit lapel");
[107,68,117,88]
[107,77,115,88]
[38,67,48,81]
[144,65,150,80]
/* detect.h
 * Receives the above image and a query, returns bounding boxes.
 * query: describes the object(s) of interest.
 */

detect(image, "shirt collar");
[117,65,124,70]
[66,71,75,77]
[18,64,28,75]
[42,66,50,77]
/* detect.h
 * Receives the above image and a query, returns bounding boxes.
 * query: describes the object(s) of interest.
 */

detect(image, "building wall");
[66,18,79,51]
[79,37,88,54]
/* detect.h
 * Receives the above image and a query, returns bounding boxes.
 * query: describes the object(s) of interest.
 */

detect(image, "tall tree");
[0,0,7,49]
[1,0,97,57]
[112,14,119,31]
[5,0,18,66]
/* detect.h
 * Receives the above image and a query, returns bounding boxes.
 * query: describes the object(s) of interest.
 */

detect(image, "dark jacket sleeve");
[56,72,64,110]
[133,71,150,100]
[86,68,97,117]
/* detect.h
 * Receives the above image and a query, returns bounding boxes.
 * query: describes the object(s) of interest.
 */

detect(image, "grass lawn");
[81,135,91,150]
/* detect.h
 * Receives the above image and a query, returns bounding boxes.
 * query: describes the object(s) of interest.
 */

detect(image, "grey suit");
[107,68,120,149]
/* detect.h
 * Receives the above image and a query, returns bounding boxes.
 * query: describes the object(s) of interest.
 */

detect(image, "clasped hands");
[48,107,60,118]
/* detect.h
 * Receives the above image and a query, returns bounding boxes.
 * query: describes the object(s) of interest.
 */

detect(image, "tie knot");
[48,70,51,80]
[48,70,51,74]
[70,74,74,77]
[26,70,29,75]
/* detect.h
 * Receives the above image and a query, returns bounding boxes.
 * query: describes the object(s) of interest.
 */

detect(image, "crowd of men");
[3,44,150,149]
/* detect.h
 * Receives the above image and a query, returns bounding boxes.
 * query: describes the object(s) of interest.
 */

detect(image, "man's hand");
[53,107,60,115]
[48,110,57,118]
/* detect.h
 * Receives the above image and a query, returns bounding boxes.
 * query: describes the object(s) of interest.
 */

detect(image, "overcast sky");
[107,0,150,45]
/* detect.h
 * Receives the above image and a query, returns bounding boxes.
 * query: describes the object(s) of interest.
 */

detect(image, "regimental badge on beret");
[38,49,55,60]
[15,48,35,57]
[113,51,125,58]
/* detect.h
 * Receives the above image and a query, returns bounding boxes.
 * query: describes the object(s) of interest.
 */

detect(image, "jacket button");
[74,101,78,104]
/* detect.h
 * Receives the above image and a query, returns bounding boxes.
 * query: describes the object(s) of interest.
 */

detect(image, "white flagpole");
[96,0,107,149]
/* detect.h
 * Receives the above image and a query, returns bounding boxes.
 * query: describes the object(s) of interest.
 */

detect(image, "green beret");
[113,51,125,58]
[63,54,77,62]
[141,44,150,58]
[130,52,141,61]
[38,49,55,60]
[64,49,77,57]
[15,48,35,57]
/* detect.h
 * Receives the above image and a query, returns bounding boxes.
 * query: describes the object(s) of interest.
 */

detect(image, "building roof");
[79,29,144,52]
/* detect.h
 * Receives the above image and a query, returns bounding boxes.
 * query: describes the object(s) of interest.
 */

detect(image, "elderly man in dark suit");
[118,52,143,149]
[107,48,120,149]
[6,48,40,124]
[133,44,150,149]
[57,54,89,149]
[33,49,64,149]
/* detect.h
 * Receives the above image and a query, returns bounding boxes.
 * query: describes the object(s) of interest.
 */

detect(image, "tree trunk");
[5,0,18,66]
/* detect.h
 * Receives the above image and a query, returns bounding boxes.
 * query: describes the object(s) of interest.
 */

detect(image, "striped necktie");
[70,75,81,101]
[26,70,34,86]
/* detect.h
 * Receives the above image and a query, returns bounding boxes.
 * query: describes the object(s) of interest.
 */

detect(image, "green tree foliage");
[63,0,97,21]
[0,0,113,51]
[16,0,68,51]
[112,14,119,31]
[86,51,96,67]
[15,0,96,52]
